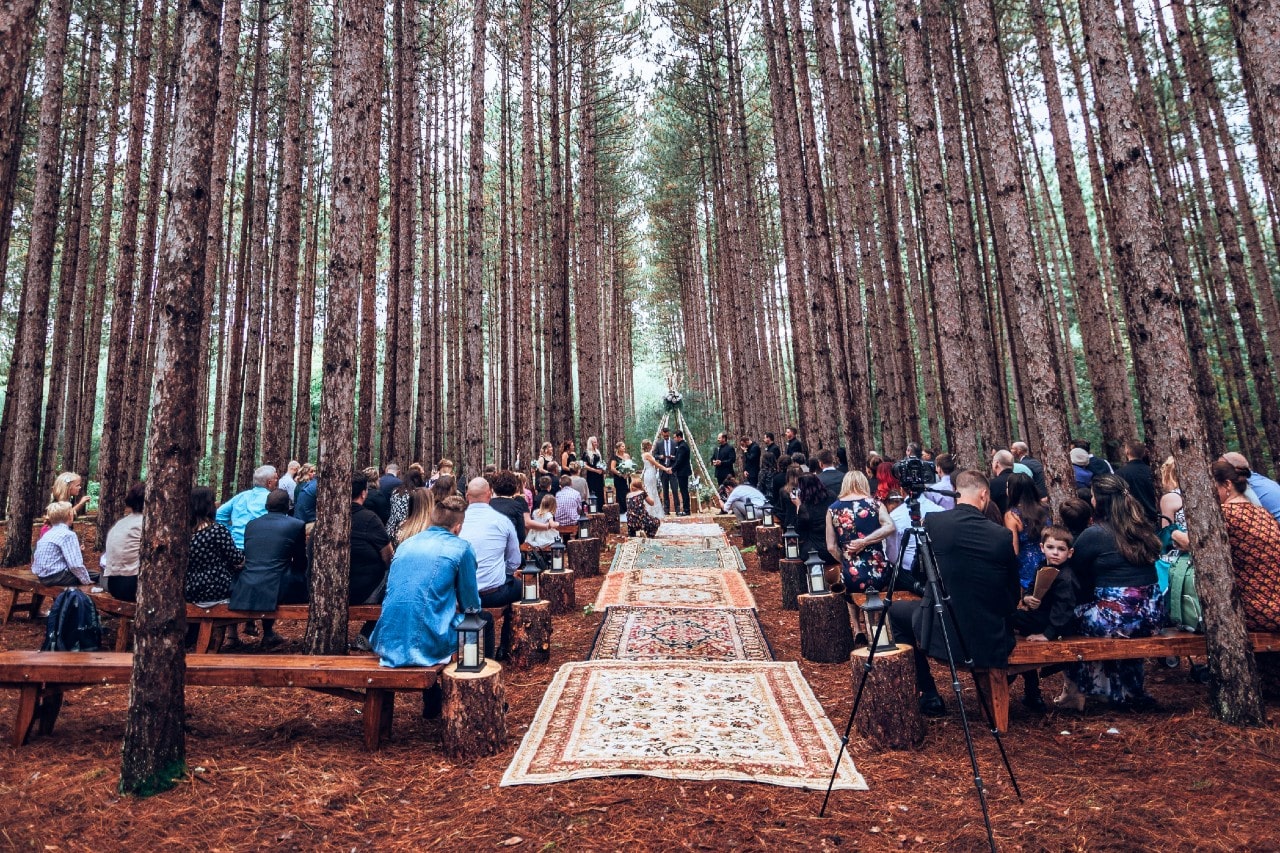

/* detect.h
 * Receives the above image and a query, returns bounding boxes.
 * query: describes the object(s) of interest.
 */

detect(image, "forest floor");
[2,530,1279,851]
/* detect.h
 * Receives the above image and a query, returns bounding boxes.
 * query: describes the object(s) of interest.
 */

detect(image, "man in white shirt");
[459,477,522,658]
[278,460,301,501]
[721,477,766,521]
[883,491,945,581]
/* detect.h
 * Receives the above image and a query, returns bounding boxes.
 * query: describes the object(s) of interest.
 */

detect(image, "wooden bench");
[0,571,138,650]
[183,603,383,654]
[0,651,444,750]
[975,630,1280,732]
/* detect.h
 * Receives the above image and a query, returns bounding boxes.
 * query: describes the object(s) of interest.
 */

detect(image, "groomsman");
[784,427,807,457]
[712,432,736,488]
[740,435,761,486]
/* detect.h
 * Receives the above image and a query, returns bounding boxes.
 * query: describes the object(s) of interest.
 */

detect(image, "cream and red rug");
[608,538,744,574]
[593,567,757,610]
[589,606,772,662]
[653,521,727,540]
[501,660,867,790]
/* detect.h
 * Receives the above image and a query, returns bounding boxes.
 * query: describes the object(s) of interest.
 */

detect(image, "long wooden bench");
[976,630,1280,732]
[0,651,444,750]
[1,569,381,654]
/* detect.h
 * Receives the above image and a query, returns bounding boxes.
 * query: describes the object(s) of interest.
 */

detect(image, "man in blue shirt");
[460,477,522,659]
[1222,452,1280,523]
[293,471,318,524]
[371,495,480,669]
[216,465,278,549]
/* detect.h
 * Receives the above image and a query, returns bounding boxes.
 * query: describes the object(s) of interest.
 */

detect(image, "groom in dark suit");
[656,426,678,515]
[672,431,692,515]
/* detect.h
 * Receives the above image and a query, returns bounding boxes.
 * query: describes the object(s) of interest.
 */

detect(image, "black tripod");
[819,487,1022,853]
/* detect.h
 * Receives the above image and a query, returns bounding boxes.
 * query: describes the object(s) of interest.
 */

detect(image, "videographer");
[888,469,1021,717]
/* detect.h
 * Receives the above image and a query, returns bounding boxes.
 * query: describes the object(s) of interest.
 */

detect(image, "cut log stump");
[441,660,507,761]
[541,569,576,615]
[603,504,620,535]
[740,519,759,547]
[588,513,606,540]
[756,525,782,572]
[851,644,925,750]
[508,600,552,668]
[714,514,736,534]
[799,592,855,663]
[780,559,806,611]
[567,538,601,578]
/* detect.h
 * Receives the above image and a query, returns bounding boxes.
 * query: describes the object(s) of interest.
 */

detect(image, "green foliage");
[118,760,187,798]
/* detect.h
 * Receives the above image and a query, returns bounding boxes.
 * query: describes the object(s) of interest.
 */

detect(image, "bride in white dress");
[640,439,669,519]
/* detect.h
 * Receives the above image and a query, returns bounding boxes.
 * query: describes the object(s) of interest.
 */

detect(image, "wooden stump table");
[851,644,925,750]
[508,600,552,668]
[603,504,621,535]
[739,519,759,547]
[779,559,806,611]
[756,525,782,572]
[567,537,602,578]
[798,592,855,663]
[540,569,576,615]
[441,660,507,761]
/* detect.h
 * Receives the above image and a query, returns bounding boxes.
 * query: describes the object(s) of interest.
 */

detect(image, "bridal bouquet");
[617,459,638,476]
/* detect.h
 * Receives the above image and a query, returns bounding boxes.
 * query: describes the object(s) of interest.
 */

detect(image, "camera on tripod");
[891,456,937,490]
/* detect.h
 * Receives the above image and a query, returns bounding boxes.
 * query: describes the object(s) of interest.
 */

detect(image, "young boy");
[1011,526,1079,712]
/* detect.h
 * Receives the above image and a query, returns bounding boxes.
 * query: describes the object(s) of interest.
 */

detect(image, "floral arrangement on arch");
[662,391,683,411]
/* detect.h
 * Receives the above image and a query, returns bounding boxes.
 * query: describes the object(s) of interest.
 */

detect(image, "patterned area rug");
[609,539,744,574]
[654,522,727,540]
[501,660,868,790]
[594,567,757,610]
[589,606,773,661]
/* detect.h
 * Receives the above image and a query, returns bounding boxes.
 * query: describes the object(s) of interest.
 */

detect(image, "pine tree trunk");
[460,0,488,475]
[118,0,221,795]
[1229,0,1280,230]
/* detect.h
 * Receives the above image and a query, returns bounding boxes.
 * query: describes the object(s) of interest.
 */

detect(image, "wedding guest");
[362,466,392,523]
[278,460,301,501]
[627,475,661,537]
[460,478,522,659]
[1117,441,1160,527]
[349,473,395,650]
[784,427,806,457]
[1220,451,1280,523]
[931,453,957,510]
[792,474,836,567]
[185,487,244,604]
[395,487,436,544]
[554,475,584,525]
[32,503,92,586]
[526,495,562,549]
[1213,460,1280,631]
[50,471,91,518]
[293,465,318,525]
[711,432,736,487]
[740,436,762,486]
[217,465,278,549]
[826,471,894,594]
[489,470,530,544]
[100,482,146,602]
[232,489,308,648]
[1004,472,1047,591]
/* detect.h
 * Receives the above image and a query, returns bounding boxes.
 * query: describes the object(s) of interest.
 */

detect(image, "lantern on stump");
[784,525,800,560]
[605,483,615,505]
[577,508,591,539]
[456,612,486,672]
[745,501,758,521]
[860,587,896,652]
[588,493,599,513]
[550,538,567,572]
[805,551,829,595]
[521,556,542,603]
[761,501,775,528]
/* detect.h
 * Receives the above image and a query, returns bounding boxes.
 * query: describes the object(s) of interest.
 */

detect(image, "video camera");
[891,456,937,490]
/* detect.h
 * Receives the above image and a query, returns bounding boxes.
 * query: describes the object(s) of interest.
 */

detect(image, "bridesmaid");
[581,436,607,507]
[609,442,631,505]
[560,439,578,472]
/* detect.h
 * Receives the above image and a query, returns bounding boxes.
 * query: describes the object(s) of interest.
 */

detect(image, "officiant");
[711,432,736,488]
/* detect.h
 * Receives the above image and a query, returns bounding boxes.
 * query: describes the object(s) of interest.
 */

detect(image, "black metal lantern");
[605,482,615,505]
[745,501,758,521]
[456,611,486,672]
[761,501,775,528]
[784,525,800,560]
[577,508,591,539]
[588,492,599,513]
[521,559,542,603]
[860,587,897,651]
[550,537,567,572]
[805,550,828,595]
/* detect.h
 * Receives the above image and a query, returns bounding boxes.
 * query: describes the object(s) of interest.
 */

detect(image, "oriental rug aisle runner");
[608,538,745,574]
[653,521,725,540]
[500,660,867,790]
[589,606,773,662]
[593,566,757,610]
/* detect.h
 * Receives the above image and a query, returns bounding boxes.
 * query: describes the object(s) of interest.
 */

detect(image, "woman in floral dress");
[626,475,661,538]
[825,471,895,593]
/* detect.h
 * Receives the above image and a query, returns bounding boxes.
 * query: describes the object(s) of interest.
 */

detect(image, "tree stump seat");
[798,592,855,663]
[756,525,782,572]
[739,519,759,547]
[0,651,462,750]
[974,630,1280,732]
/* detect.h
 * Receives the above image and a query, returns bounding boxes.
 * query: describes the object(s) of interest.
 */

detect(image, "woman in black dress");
[560,440,577,473]
[609,441,631,505]
[581,435,607,506]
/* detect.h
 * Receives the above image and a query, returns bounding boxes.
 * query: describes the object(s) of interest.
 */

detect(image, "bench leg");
[36,688,64,737]
[0,586,17,627]
[114,618,132,652]
[195,622,214,655]
[976,669,1010,733]
[363,690,386,751]
[380,691,395,741]
[13,685,38,747]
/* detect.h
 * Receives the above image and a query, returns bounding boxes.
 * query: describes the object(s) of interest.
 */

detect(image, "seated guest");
[526,495,561,549]
[387,468,427,541]
[429,459,456,488]
[278,460,301,501]
[379,463,403,495]
[776,464,803,528]
[516,472,534,510]
[487,471,529,543]
[395,487,435,544]
[371,495,481,669]
[429,473,459,507]
[882,489,941,594]
[989,450,1014,514]
[816,449,844,504]
[826,471,895,594]
[217,465,278,548]
[350,473,394,650]
[1213,460,1280,631]
[534,475,555,507]
[888,470,1020,716]
[554,475,584,526]
[460,477,522,659]
[231,489,309,648]
[101,482,146,602]
[362,466,392,523]
[626,475,661,537]
[1004,472,1047,592]
[1220,451,1280,523]
[1012,526,1080,713]
[293,465,318,525]
[1058,496,1093,540]
[186,487,244,603]
[32,502,94,586]
[930,453,957,510]
[791,473,836,566]
[1117,440,1160,527]
[1070,447,1094,493]
[44,472,91,537]
[1058,474,1162,711]
[722,476,766,521]
[569,464,590,503]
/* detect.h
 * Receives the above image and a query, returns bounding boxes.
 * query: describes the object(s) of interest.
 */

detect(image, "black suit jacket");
[818,468,845,503]
[1118,460,1159,525]
[786,438,806,457]
[232,512,309,611]
[909,504,1020,669]
[1021,456,1048,500]
[673,441,692,477]
[363,488,392,524]
[712,443,736,480]
[743,443,761,480]
[989,470,1011,515]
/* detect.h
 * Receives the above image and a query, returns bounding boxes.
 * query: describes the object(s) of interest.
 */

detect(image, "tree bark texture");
[441,660,507,761]
[851,645,926,750]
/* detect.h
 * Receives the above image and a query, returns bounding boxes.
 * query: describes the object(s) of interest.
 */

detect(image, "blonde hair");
[641,439,653,452]
[840,470,871,498]
[45,501,74,525]
[1160,456,1180,494]
[397,487,435,543]
[51,472,82,503]
[538,493,557,514]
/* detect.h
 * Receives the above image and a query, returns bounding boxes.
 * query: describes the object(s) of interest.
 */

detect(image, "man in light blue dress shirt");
[216,465,278,549]
[460,477,522,659]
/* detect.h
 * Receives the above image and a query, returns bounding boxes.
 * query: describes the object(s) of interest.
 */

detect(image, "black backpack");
[41,588,103,652]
